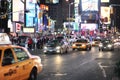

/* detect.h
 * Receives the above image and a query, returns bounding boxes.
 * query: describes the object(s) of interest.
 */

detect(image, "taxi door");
[12,47,33,80]
[0,48,18,80]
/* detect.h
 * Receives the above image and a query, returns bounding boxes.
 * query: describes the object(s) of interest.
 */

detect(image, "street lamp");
[68,2,75,34]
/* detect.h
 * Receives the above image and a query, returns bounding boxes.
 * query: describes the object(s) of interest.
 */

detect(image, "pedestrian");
[28,37,33,49]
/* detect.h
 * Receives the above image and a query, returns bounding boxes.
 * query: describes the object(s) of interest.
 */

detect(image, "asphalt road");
[30,47,120,80]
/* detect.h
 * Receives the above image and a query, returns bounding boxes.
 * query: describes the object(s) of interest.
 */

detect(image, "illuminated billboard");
[101,7,110,23]
[101,0,109,3]
[45,0,59,4]
[26,0,36,27]
[23,27,35,33]
[81,23,98,30]
[12,0,24,22]
[81,0,99,11]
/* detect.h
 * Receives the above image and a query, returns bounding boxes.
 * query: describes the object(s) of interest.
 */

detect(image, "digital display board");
[101,7,110,23]
[26,0,36,27]
[101,0,109,3]
[23,27,35,33]
[81,23,98,30]
[45,0,59,4]
[81,0,99,11]
[12,0,24,22]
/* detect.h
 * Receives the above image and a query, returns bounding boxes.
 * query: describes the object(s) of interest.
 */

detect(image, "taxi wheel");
[29,68,37,80]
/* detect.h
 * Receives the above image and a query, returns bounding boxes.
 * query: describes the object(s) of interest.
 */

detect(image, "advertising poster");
[81,0,99,11]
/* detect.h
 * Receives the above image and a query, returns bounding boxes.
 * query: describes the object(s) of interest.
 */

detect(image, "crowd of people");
[9,34,65,50]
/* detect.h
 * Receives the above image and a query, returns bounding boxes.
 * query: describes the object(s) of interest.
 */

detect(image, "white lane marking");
[52,73,67,76]
[98,62,107,78]
[80,59,94,66]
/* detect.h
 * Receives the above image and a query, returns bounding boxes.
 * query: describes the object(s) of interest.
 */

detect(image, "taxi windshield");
[76,39,88,43]
[94,39,101,41]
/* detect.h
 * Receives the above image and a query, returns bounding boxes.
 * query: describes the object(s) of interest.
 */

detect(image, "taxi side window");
[2,49,15,66]
[13,48,29,62]
[0,50,2,60]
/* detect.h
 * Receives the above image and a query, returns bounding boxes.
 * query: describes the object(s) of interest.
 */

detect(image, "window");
[2,49,15,66]
[0,50,2,62]
[13,48,29,62]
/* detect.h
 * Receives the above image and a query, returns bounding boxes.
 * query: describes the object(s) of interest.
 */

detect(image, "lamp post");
[68,2,74,34]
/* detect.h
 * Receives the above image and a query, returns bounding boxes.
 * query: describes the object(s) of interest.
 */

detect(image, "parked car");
[72,38,92,51]
[0,33,43,80]
[43,39,69,54]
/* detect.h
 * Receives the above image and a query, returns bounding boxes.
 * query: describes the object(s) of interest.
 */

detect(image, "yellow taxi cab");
[92,37,101,47]
[0,33,43,80]
[72,38,92,51]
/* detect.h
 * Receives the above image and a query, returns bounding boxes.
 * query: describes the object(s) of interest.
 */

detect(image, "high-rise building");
[0,0,9,33]
[42,0,74,31]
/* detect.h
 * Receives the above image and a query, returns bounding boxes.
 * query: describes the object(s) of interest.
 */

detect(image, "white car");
[114,41,120,48]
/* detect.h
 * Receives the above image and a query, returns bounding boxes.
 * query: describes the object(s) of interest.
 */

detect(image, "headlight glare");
[92,42,95,44]
[56,46,61,49]
[82,44,85,47]
[108,44,112,47]
[72,44,76,46]
[44,46,47,49]
[99,44,103,47]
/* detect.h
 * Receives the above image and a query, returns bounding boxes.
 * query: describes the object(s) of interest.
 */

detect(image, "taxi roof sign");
[0,33,12,45]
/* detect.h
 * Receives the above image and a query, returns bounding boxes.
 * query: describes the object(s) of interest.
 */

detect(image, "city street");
[1,0,120,80]
[30,47,120,80]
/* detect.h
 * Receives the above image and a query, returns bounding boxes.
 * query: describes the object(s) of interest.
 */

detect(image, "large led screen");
[26,0,36,27]
[81,23,98,30]
[12,0,24,22]
[101,0,109,3]
[81,0,99,11]
[101,7,110,23]
[45,0,59,4]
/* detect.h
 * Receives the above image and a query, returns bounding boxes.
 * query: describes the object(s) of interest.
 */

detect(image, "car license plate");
[50,50,53,52]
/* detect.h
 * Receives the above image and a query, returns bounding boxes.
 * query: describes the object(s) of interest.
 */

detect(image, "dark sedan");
[99,39,114,51]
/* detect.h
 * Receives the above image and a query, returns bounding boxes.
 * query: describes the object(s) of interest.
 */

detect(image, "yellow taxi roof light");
[0,33,12,44]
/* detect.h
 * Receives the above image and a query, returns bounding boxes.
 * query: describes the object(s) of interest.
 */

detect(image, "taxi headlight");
[108,44,112,47]
[114,40,116,42]
[82,44,86,47]
[44,46,47,49]
[56,46,61,49]
[72,44,76,46]
[92,42,95,44]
